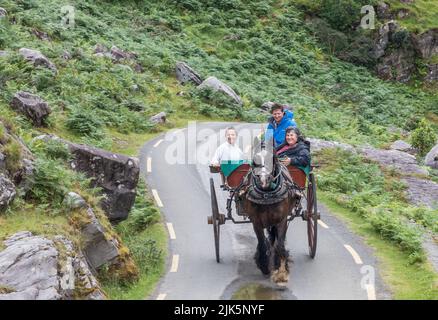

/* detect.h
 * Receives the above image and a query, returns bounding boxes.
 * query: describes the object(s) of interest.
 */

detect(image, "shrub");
[66,108,104,137]
[2,140,22,173]
[410,119,437,156]
[27,157,74,207]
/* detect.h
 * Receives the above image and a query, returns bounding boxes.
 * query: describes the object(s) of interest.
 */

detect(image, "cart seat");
[287,165,308,189]
[225,163,251,189]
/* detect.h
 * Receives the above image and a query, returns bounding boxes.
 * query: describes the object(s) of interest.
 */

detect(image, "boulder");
[376,2,392,20]
[0,174,16,212]
[402,176,438,209]
[19,48,57,72]
[149,112,166,124]
[260,101,275,113]
[175,62,203,85]
[396,8,410,19]
[307,138,355,154]
[65,193,120,270]
[0,7,7,17]
[32,29,50,41]
[425,144,438,169]
[67,143,139,222]
[0,231,105,300]
[62,50,72,60]
[390,140,414,153]
[110,45,137,61]
[360,146,428,175]
[198,76,243,106]
[0,51,8,58]
[10,91,51,127]
[413,28,438,59]
[425,64,438,82]
[80,207,120,270]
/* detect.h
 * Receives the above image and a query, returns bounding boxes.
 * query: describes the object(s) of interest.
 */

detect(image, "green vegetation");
[320,194,438,299]
[101,180,167,299]
[0,0,437,299]
[410,118,437,157]
[385,0,438,33]
[315,148,437,264]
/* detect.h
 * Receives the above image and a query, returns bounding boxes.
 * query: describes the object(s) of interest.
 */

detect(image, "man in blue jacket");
[265,103,297,147]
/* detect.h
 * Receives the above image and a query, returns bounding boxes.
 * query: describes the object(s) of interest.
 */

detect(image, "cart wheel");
[306,172,318,259]
[210,178,220,263]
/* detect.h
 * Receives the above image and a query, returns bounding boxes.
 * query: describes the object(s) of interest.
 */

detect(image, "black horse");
[239,138,301,285]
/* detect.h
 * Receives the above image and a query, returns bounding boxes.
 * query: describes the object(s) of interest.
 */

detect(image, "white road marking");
[170,254,179,272]
[166,222,176,240]
[344,244,363,265]
[152,189,163,207]
[147,157,152,173]
[156,293,167,300]
[318,220,329,229]
[153,139,163,148]
[365,284,376,300]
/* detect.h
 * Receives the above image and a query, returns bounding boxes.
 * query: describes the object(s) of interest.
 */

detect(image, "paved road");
[139,122,391,300]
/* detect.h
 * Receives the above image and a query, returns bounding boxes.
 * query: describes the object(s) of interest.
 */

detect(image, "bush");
[66,108,104,138]
[27,157,74,207]
[410,119,437,156]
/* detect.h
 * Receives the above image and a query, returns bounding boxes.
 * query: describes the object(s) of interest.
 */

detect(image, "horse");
[238,138,301,285]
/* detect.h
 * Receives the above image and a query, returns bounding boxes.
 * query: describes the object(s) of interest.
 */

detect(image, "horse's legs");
[252,222,270,275]
[271,217,289,285]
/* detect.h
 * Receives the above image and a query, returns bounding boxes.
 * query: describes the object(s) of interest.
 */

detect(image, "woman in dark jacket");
[275,127,311,167]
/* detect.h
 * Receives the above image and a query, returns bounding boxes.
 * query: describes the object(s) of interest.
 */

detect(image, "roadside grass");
[320,193,438,299]
[100,180,168,300]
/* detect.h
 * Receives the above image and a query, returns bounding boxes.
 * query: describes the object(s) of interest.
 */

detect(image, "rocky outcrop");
[0,174,15,212]
[10,91,51,127]
[390,140,415,154]
[198,76,243,106]
[413,29,438,59]
[68,143,139,222]
[307,138,355,154]
[149,112,166,124]
[0,231,105,300]
[19,48,57,72]
[425,64,438,82]
[425,144,438,169]
[64,193,120,270]
[402,176,438,209]
[0,7,7,17]
[39,135,139,222]
[360,146,428,175]
[175,62,203,85]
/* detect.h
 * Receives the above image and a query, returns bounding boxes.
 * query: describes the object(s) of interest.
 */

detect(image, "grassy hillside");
[0,0,437,299]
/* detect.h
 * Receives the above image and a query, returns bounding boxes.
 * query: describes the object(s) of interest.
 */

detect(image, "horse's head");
[252,137,277,190]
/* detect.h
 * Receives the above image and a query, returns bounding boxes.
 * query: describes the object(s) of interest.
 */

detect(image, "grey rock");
[0,7,7,17]
[175,62,202,85]
[10,91,51,127]
[0,232,105,300]
[67,142,139,222]
[307,138,355,154]
[110,45,137,61]
[63,192,88,210]
[0,174,16,212]
[32,29,50,41]
[425,64,438,82]
[360,147,428,175]
[0,152,5,171]
[376,2,392,20]
[94,44,107,54]
[260,101,275,112]
[413,28,438,59]
[397,8,410,19]
[0,51,8,57]
[402,176,438,209]
[19,48,57,72]
[149,112,166,124]
[13,158,34,195]
[80,207,120,270]
[198,76,243,106]
[62,50,72,60]
[390,140,414,153]
[425,144,438,169]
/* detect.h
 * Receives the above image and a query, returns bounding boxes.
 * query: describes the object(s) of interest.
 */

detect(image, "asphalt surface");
[139,122,391,300]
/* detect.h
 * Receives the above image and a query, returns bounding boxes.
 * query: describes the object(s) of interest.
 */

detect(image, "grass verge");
[320,193,438,299]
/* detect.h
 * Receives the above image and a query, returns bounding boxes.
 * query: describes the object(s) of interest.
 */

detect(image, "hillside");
[0,0,437,299]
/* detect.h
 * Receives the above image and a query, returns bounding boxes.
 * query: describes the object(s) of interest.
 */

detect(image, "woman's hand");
[280,157,291,166]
